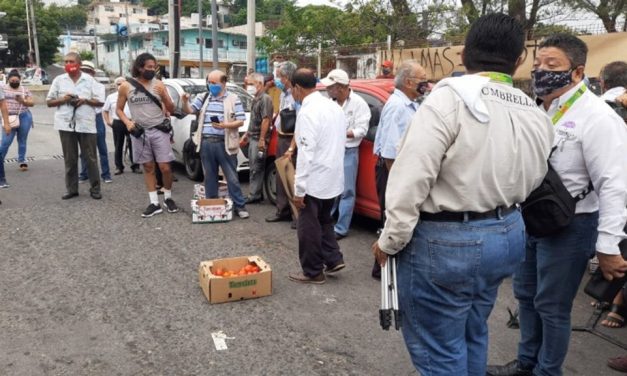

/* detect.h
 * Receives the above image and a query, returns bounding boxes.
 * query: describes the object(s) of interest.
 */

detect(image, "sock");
[148,191,159,205]
[163,189,172,200]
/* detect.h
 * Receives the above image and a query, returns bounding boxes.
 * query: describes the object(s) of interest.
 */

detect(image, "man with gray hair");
[266,61,299,226]
[242,72,274,203]
[371,60,431,278]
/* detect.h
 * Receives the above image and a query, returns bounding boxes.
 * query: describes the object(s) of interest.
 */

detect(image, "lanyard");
[479,72,513,85]
[551,85,586,125]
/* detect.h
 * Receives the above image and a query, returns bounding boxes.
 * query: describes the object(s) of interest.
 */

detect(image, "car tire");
[263,158,277,205]
[184,152,204,182]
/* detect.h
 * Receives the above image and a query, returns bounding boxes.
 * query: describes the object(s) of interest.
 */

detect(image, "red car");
[262,79,395,222]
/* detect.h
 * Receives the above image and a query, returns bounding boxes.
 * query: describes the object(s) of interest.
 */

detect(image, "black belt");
[202,135,224,142]
[278,133,293,138]
[421,205,517,222]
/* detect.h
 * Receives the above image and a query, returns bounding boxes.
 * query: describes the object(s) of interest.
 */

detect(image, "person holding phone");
[182,69,250,219]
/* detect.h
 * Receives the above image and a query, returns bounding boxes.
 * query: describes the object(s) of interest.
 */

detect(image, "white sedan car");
[163,79,252,181]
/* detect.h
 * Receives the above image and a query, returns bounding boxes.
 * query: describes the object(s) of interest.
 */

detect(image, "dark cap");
[7,69,20,79]
[264,74,274,84]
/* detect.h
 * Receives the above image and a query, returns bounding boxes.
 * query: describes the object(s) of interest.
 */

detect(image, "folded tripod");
[380,256,401,330]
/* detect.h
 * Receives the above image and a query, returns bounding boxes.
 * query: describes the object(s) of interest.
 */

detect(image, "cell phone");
[210,116,220,123]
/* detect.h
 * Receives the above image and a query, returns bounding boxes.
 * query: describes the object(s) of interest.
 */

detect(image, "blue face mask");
[294,101,302,112]
[275,79,285,91]
[208,83,223,97]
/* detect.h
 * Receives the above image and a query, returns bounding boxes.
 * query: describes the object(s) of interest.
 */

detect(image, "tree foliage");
[564,0,627,32]
[48,4,88,31]
[0,0,61,68]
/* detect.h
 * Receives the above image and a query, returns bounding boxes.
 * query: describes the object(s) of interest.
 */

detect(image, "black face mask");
[416,81,430,95]
[142,70,156,80]
[9,82,20,89]
[531,68,574,98]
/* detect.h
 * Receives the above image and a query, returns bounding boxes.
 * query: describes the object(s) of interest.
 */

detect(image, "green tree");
[47,4,87,31]
[79,50,94,61]
[564,0,626,32]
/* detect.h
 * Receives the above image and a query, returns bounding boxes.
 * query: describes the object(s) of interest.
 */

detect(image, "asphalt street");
[0,105,625,375]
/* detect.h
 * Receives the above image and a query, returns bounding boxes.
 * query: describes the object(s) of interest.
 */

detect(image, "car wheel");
[263,158,277,205]
[184,152,204,181]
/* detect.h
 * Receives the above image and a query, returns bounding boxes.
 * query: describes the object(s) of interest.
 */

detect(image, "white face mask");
[246,85,257,96]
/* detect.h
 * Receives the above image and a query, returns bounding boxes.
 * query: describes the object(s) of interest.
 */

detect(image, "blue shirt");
[191,90,246,136]
[373,89,417,159]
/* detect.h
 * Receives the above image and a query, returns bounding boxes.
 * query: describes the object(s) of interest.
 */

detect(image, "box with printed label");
[198,255,272,304]
[193,181,228,200]
[191,197,233,223]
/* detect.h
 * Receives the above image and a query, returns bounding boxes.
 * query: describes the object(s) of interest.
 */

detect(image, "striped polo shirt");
[191,90,246,136]
[0,84,32,115]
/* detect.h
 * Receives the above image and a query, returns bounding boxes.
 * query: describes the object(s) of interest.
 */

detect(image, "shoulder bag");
[521,147,593,238]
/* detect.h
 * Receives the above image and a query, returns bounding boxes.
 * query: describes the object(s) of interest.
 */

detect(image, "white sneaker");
[0,182,9,188]
[236,208,250,219]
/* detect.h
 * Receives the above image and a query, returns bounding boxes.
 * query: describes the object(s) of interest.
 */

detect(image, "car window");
[227,85,252,112]
[166,85,180,109]
[353,91,384,142]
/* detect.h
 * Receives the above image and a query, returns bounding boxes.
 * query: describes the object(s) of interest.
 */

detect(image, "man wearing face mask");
[241,72,274,204]
[116,53,178,217]
[488,34,627,376]
[182,69,249,219]
[377,60,395,79]
[320,69,371,240]
[371,59,430,279]
[266,61,299,227]
[46,52,105,200]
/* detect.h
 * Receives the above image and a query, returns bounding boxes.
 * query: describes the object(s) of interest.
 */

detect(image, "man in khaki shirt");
[372,14,554,375]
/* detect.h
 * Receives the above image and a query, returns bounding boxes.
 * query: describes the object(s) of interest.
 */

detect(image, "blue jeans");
[334,147,359,236]
[199,138,246,209]
[397,210,525,376]
[514,212,598,376]
[0,111,33,183]
[80,114,110,180]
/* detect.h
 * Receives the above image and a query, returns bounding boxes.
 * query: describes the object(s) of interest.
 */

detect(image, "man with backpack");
[116,52,179,218]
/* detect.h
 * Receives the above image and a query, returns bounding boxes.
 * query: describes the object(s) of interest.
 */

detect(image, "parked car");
[165,78,253,180]
[261,79,393,222]
[94,69,111,84]
[21,67,50,85]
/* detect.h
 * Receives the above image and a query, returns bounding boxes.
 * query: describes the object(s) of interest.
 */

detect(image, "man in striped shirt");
[182,70,250,218]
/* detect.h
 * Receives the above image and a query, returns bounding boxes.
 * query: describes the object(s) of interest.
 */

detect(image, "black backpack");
[521,147,593,237]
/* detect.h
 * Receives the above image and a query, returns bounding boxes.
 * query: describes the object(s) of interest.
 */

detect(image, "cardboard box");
[191,198,233,223]
[198,255,272,304]
[193,181,228,200]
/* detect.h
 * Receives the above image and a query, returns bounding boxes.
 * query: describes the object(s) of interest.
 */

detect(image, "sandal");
[601,304,626,328]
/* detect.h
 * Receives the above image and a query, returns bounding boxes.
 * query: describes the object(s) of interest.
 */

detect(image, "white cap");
[80,61,96,71]
[321,69,350,86]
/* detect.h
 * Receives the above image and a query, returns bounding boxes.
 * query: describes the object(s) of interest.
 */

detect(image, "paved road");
[0,105,624,375]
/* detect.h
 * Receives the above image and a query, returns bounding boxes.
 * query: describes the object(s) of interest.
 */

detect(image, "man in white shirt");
[46,52,105,200]
[288,68,346,284]
[488,34,627,376]
[321,69,371,239]
[102,77,140,175]
[599,61,627,123]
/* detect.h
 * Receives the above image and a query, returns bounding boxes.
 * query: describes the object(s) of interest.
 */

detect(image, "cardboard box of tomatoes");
[198,255,272,304]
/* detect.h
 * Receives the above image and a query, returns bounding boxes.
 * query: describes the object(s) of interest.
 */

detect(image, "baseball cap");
[80,61,96,72]
[381,60,393,68]
[320,69,350,86]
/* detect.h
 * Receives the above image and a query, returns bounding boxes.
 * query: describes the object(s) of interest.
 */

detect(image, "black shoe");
[325,260,346,274]
[132,168,142,174]
[62,192,79,200]
[335,232,347,240]
[114,169,124,175]
[246,196,262,204]
[486,360,533,376]
[163,198,179,213]
[90,192,102,200]
[265,214,290,223]
[142,203,163,218]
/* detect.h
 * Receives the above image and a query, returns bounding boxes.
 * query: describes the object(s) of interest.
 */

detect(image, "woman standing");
[0,70,34,187]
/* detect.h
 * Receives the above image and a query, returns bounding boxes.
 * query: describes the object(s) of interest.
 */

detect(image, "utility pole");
[211,0,218,69]
[246,0,255,73]
[25,0,33,66]
[28,0,40,67]
[93,29,99,68]
[198,0,203,77]
[125,0,132,69]
[169,0,180,78]
[317,42,321,78]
